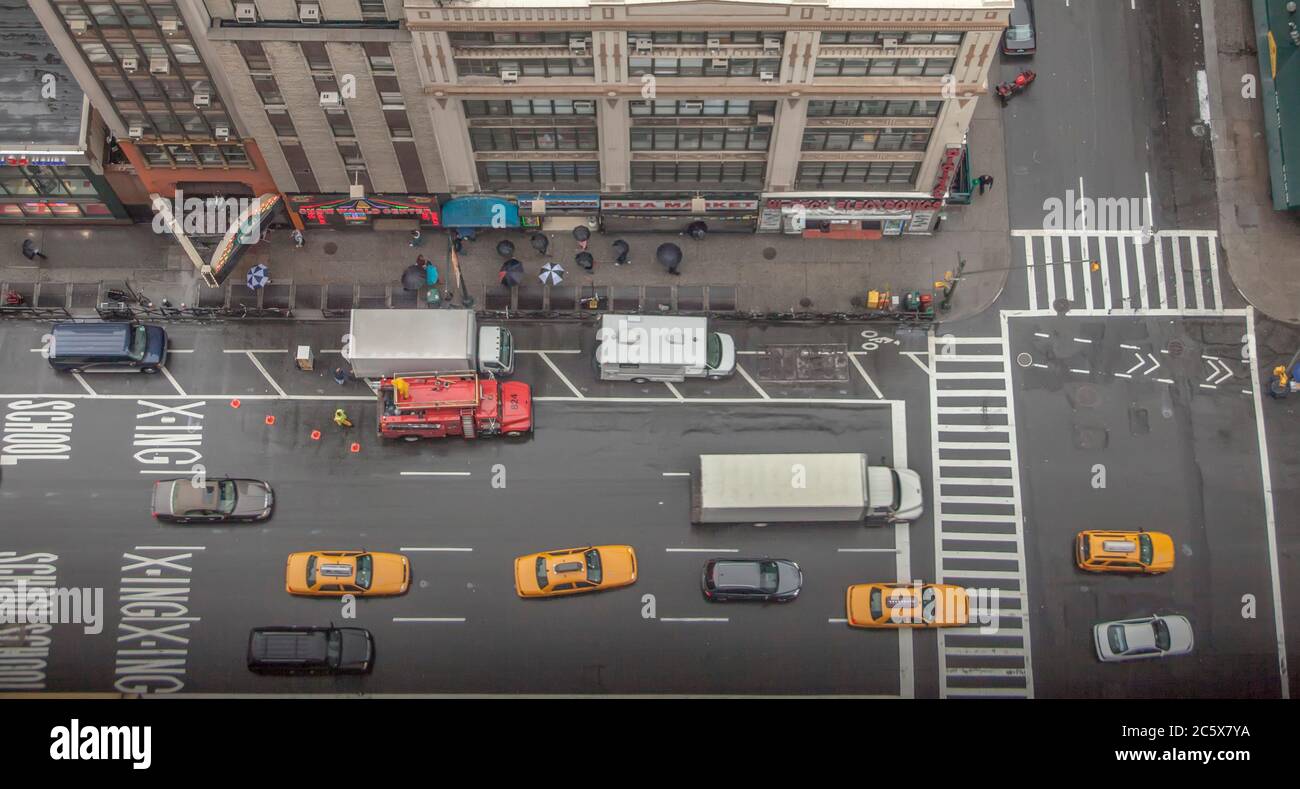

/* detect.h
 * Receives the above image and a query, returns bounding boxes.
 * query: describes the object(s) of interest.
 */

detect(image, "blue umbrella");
[245,263,270,290]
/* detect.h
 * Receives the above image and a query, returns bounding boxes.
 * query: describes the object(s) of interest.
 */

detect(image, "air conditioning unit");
[681,100,704,112]
[235,2,257,24]
[634,37,653,52]
[215,125,231,141]
[569,37,588,53]
[760,70,776,82]
[711,57,729,68]
[500,70,519,83]
[121,56,138,72]
[707,37,723,49]
[319,90,341,108]
[572,100,595,112]
[763,37,781,52]
[755,113,775,126]
[298,3,321,24]
[160,19,179,33]
[193,92,211,107]
[127,125,144,139]
[69,19,88,33]
[881,36,899,49]
[149,57,170,74]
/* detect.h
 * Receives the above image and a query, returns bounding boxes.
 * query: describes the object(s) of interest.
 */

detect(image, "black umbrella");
[496,239,516,258]
[498,258,524,288]
[575,251,594,271]
[686,220,708,240]
[530,232,550,255]
[401,264,426,291]
[611,239,630,265]
[572,225,591,243]
[656,243,682,270]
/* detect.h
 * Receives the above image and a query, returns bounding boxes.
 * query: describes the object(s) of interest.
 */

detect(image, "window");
[300,42,332,72]
[324,109,353,137]
[813,57,953,77]
[477,161,600,185]
[359,0,388,21]
[337,141,365,166]
[630,161,765,188]
[464,99,595,116]
[802,126,929,152]
[252,74,283,105]
[266,108,297,137]
[455,58,594,78]
[384,109,412,139]
[629,99,774,117]
[449,31,587,47]
[807,99,942,118]
[237,42,270,72]
[631,126,768,151]
[628,57,780,78]
[364,42,394,74]
[795,161,919,188]
[470,127,596,151]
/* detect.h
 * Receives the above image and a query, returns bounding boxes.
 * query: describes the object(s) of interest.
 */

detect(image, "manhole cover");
[1167,339,1185,357]
[1076,385,1101,408]
[799,297,812,308]
[323,242,338,255]
[1016,352,1033,368]
[1053,298,1073,314]
[762,247,777,260]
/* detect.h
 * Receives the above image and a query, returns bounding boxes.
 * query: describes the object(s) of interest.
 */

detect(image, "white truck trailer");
[690,453,924,524]
[594,314,735,383]
[343,310,513,379]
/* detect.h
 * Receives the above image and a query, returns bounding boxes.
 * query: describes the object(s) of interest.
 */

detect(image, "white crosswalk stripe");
[1013,229,1223,315]
[927,330,1033,698]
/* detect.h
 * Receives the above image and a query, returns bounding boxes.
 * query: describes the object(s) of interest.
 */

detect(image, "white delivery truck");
[594,314,736,383]
[343,309,514,378]
[690,453,924,525]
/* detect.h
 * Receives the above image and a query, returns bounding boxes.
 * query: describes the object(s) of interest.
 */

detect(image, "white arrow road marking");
[1143,354,1160,375]
[1125,353,1146,375]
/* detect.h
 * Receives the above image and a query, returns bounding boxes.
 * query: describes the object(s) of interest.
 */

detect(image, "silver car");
[152,477,274,524]
[1094,615,1194,663]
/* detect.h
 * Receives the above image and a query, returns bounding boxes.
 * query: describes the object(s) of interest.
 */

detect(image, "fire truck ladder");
[460,408,476,439]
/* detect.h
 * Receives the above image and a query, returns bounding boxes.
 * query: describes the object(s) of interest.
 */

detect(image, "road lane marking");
[664,381,684,401]
[244,351,287,398]
[659,617,728,623]
[734,363,769,399]
[901,352,932,376]
[160,366,187,397]
[836,548,898,553]
[828,618,848,624]
[847,353,885,399]
[515,349,582,354]
[392,617,467,623]
[71,373,95,396]
[222,349,287,353]
[661,472,690,477]
[400,547,473,552]
[536,351,584,398]
[400,471,471,477]
[665,548,737,553]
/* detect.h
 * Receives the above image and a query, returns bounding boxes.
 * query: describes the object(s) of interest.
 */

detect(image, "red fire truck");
[376,373,532,441]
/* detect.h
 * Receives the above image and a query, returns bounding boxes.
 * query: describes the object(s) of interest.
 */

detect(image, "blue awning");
[440,196,520,228]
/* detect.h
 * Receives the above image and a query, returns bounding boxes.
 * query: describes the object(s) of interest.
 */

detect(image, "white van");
[595,314,736,383]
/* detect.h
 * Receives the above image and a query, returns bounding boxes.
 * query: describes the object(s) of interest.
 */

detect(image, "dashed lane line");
[244,351,288,398]
[399,547,474,552]
[160,366,187,397]
[393,618,467,623]
[400,471,472,477]
[665,548,738,553]
[847,353,885,399]
[536,351,584,399]
[735,362,770,400]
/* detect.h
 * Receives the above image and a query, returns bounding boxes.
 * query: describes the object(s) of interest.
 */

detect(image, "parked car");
[1094,615,1194,663]
[514,545,637,598]
[1075,530,1175,574]
[47,321,167,374]
[152,477,273,523]
[285,550,410,597]
[846,582,969,628]
[701,558,802,602]
[1002,0,1036,55]
[247,626,373,675]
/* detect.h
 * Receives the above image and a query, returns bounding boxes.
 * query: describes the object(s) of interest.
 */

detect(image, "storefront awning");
[440,195,520,228]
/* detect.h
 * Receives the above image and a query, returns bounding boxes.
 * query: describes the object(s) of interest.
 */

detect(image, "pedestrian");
[530,232,549,255]
[459,227,477,242]
[450,229,463,253]
[333,408,353,428]
[612,239,630,266]
[685,220,708,241]
[416,254,427,268]
[980,175,994,194]
[291,228,304,248]
[410,229,423,248]
[21,239,47,261]
[333,367,349,386]
[575,251,594,272]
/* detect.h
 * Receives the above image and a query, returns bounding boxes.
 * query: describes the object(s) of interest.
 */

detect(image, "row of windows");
[469,127,599,152]
[0,200,116,219]
[634,31,782,45]
[630,162,767,188]
[629,99,776,117]
[456,59,596,77]
[0,167,101,197]
[628,57,782,77]
[478,161,601,185]
[801,128,932,152]
[820,30,963,45]
[450,31,587,46]
[630,127,771,151]
[814,58,954,77]
[136,143,251,168]
[795,161,919,188]
[464,99,596,116]
[57,2,177,27]
[239,41,394,77]
[808,99,943,117]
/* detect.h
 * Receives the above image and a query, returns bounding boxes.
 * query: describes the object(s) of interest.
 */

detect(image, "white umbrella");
[245,263,270,290]
[539,261,565,286]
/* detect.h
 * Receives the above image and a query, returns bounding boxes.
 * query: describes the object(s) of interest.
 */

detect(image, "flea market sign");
[931,145,963,198]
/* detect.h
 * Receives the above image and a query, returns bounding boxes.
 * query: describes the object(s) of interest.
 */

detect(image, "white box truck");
[343,310,514,378]
[690,453,924,524]
[595,314,735,383]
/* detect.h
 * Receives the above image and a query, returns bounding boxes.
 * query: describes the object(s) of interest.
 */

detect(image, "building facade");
[29,0,1009,235]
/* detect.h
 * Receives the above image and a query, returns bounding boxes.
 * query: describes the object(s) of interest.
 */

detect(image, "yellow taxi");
[285,550,410,597]
[846,582,969,628]
[514,545,637,598]
[1075,530,1174,574]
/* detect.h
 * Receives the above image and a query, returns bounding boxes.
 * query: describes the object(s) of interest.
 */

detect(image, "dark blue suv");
[47,322,168,374]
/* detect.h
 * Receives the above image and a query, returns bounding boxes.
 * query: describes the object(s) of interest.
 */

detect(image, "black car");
[152,477,274,523]
[702,558,802,602]
[247,626,373,675]
[1002,0,1036,56]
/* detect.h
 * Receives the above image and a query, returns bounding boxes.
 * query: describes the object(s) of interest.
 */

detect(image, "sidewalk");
[1204,0,1300,324]
[0,103,1010,324]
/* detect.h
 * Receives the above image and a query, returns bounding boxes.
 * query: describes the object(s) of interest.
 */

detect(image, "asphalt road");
[0,319,938,695]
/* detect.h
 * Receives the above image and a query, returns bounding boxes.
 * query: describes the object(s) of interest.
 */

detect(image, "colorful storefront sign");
[290,194,440,227]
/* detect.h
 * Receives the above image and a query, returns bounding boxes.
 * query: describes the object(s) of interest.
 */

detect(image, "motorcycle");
[996,69,1037,106]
